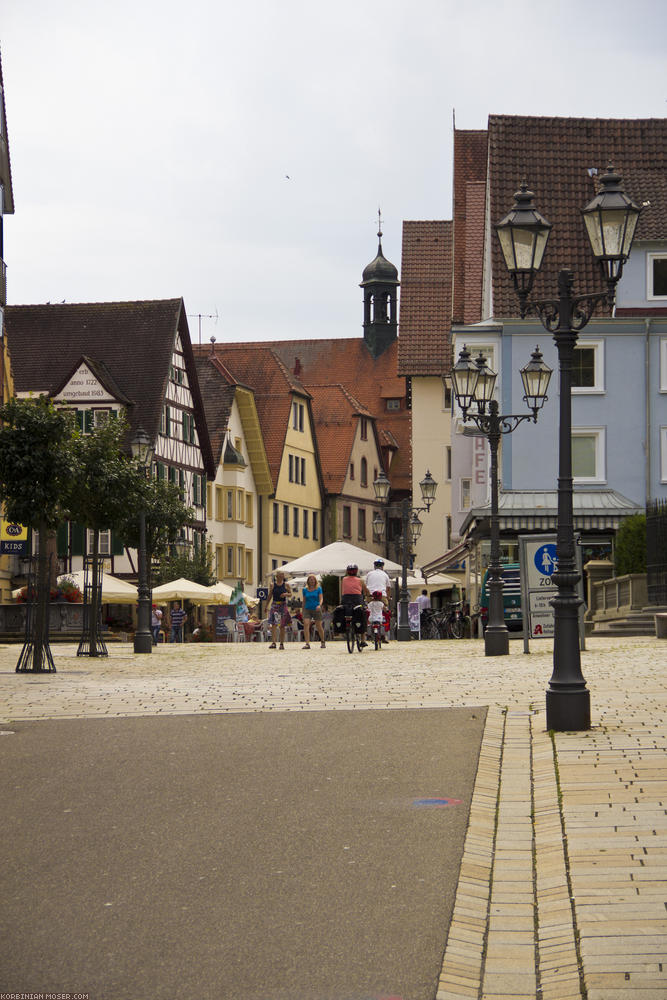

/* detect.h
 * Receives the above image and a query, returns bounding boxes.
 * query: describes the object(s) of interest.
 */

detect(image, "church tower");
[360,214,399,358]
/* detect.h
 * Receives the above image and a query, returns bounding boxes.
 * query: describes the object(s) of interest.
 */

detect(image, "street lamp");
[131,427,153,654]
[496,165,641,730]
[373,470,438,641]
[452,344,552,656]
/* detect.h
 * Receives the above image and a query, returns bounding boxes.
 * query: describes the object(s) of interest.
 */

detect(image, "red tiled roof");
[306,384,366,493]
[192,344,310,488]
[204,338,411,493]
[488,116,667,317]
[397,221,453,376]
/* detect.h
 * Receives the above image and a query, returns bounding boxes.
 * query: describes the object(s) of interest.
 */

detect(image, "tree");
[614,514,646,576]
[153,543,215,587]
[0,397,77,671]
[116,476,197,570]
[64,415,145,655]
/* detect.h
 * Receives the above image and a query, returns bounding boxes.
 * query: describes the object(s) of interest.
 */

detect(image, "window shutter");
[71,523,85,556]
[112,531,125,556]
[84,410,94,434]
[75,410,84,431]
[56,523,68,557]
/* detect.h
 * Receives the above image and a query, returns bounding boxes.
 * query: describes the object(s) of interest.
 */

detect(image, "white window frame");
[571,339,605,395]
[87,528,111,555]
[661,427,667,483]
[647,252,667,301]
[572,427,606,484]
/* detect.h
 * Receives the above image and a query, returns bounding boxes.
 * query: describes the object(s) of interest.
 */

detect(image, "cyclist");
[341,564,369,645]
[365,557,391,642]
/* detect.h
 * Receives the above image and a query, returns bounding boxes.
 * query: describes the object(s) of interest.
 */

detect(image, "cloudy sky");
[3,0,666,344]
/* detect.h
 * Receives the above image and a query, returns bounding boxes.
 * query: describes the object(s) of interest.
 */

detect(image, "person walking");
[169,602,186,643]
[267,571,292,649]
[302,574,326,649]
[151,605,163,645]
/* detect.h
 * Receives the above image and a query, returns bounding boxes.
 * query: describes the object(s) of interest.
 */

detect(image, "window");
[75,408,113,434]
[443,379,452,410]
[272,559,278,572]
[661,339,667,392]
[572,340,604,393]
[312,511,319,540]
[216,487,224,521]
[292,401,304,431]
[300,457,306,484]
[216,545,224,579]
[238,546,245,577]
[446,446,452,481]
[386,399,401,411]
[360,418,368,441]
[237,489,244,519]
[226,490,234,520]
[349,462,355,481]
[358,508,366,541]
[293,507,300,536]
[648,253,667,299]
[461,478,472,510]
[342,505,351,538]
[246,494,253,527]
[360,458,368,487]
[288,454,294,482]
[303,509,309,538]
[661,427,667,483]
[273,502,279,534]
[572,428,606,483]
[226,546,234,575]
[283,505,289,535]
[87,529,110,555]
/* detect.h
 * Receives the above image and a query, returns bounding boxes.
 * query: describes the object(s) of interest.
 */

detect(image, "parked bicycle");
[420,602,465,639]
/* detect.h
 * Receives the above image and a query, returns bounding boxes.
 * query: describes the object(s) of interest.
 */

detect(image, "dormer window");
[648,253,667,300]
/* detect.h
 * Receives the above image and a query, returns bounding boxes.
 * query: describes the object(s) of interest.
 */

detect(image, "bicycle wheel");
[356,632,364,652]
[422,618,438,640]
[450,617,465,639]
[374,628,381,650]
[346,623,355,653]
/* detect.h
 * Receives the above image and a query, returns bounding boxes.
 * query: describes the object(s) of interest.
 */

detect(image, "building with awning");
[423,489,644,604]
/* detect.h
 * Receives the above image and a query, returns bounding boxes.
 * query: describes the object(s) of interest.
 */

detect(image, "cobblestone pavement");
[1,634,665,1000]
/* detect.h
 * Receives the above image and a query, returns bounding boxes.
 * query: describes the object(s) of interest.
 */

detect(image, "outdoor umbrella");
[277,542,402,578]
[56,571,139,604]
[205,582,259,608]
[151,578,217,604]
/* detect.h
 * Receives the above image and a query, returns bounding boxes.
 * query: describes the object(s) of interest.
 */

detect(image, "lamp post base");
[397,625,412,642]
[546,687,590,732]
[484,625,509,656]
[134,629,153,654]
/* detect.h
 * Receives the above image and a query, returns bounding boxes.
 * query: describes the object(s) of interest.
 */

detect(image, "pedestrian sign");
[519,533,585,651]
[534,543,558,577]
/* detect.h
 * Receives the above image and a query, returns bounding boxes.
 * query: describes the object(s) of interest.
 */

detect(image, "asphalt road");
[0,707,486,1000]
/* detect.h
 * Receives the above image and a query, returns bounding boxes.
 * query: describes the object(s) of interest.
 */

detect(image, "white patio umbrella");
[151,578,218,604]
[57,571,138,604]
[277,542,402,578]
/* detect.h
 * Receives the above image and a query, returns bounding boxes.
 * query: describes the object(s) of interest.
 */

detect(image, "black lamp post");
[373,470,437,641]
[496,166,641,730]
[452,344,552,656]
[131,427,153,655]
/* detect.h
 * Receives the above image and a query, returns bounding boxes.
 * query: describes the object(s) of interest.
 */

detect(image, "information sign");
[519,533,585,652]
[0,521,28,555]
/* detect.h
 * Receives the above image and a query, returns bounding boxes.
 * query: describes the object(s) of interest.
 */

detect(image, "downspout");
[645,319,652,504]
[258,495,263,585]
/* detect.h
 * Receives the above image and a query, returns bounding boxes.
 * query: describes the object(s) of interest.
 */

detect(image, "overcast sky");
[3,0,666,345]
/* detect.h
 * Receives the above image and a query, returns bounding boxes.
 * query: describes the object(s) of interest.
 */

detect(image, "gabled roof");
[52,354,134,405]
[194,344,312,489]
[194,352,273,494]
[306,383,378,494]
[487,116,667,318]
[398,220,453,376]
[5,299,215,477]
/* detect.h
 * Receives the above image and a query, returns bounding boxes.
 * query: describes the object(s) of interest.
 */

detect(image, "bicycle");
[342,603,365,653]
[370,618,383,650]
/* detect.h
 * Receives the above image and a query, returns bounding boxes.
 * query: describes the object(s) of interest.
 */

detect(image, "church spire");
[360,210,399,358]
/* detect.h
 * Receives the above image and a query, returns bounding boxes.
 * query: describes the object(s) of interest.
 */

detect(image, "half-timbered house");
[4,298,215,578]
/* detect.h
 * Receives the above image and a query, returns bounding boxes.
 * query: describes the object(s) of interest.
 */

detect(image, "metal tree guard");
[77,555,108,657]
[16,555,56,673]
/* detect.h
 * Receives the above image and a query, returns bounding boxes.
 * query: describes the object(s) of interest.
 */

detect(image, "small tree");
[117,476,197,570]
[153,543,215,587]
[0,397,78,671]
[64,415,144,655]
[614,514,646,576]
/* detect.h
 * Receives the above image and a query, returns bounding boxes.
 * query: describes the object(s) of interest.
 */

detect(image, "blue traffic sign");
[534,543,558,576]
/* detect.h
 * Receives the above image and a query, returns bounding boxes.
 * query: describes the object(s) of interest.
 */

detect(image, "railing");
[589,574,648,620]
